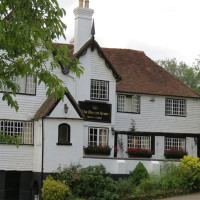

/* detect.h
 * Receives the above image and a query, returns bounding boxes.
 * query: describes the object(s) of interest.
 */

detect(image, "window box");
[84,144,111,155]
[164,149,188,159]
[127,148,153,158]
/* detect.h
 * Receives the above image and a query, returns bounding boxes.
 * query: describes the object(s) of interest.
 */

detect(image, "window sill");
[57,142,72,146]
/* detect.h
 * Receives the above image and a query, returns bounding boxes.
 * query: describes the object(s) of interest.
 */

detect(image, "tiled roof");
[54,41,200,98]
[33,89,85,119]
[102,48,200,98]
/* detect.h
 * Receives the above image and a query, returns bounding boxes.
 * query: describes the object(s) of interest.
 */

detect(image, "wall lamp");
[64,104,69,113]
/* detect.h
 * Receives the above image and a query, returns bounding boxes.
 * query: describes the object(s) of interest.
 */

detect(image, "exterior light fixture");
[64,104,69,113]
[111,127,115,135]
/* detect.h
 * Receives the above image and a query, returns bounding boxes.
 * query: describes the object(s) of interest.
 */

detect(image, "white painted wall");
[43,118,84,172]
[81,157,179,174]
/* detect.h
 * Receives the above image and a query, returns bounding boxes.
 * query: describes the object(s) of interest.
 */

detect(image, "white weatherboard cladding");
[75,49,116,101]
[43,118,84,172]
[0,145,33,171]
[0,83,47,120]
[90,49,115,80]
[49,94,80,119]
[116,95,200,134]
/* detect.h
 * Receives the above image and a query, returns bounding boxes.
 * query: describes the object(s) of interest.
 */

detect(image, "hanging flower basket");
[164,148,188,159]
[84,144,111,155]
[126,148,152,158]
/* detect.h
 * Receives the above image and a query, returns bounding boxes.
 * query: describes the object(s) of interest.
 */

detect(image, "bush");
[130,162,149,185]
[41,176,70,200]
[77,165,118,200]
[127,148,152,158]
[180,156,200,191]
[116,178,134,199]
[55,164,118,200]
[84,145,111,155]
[164,149,188,159]
[160,163,183,191]
[138,178,154,194]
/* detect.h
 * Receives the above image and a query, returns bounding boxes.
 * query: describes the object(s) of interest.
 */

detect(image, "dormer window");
[90,79,109,100]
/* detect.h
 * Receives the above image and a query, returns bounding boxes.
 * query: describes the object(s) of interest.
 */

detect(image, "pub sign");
[79,101,111,123]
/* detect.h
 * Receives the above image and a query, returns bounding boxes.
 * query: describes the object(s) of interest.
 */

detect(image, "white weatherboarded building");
[0,1,200,199]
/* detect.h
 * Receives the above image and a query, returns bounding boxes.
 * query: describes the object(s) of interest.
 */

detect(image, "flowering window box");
[84,145,112,155]
[127,148,152,158]
[164,148,188,159]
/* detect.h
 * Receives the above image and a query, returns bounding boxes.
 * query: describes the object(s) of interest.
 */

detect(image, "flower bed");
[164,149,188,159]
[84,145,112,155]
[127,148,152,158]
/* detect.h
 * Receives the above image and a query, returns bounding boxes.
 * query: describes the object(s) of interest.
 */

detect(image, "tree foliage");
[157,58,200,94]
[0,0,84,110]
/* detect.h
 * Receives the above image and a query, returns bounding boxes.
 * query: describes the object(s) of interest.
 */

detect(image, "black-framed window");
[2,75,36,95]
[165,98,186,117]
[117,94,140,113]
[127,135,151,149]
[58,123,71,145]
[89,127,109,146]
[0,119,33,144]
[165,137,186,150]
[91,79,109,100]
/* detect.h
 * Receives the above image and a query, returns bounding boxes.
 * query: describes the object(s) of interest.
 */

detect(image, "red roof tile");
[102,48,200,98]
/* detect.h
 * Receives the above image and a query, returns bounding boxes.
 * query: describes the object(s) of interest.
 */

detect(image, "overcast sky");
[57,0,200,65]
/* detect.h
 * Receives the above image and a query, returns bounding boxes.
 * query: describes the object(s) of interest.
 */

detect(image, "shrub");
[180,156,200,191]
[138,178,154,194]
[55,164,118,200]
[84,144,111,155]
[160,162,183,191]
[116,178,134,199]
[41,176,70,200]
[127,148,152,158]
[54,163,81,191]
[164,149,188,159]
[77,165,118,200]
[130,162,149,185]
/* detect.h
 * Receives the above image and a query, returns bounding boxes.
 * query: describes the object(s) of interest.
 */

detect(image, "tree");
[0,0,84,110]
[157,58,200,94]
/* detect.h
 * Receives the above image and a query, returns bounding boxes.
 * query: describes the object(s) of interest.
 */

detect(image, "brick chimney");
[73,0,94,53]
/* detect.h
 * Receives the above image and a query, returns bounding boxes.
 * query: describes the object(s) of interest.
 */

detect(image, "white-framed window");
[91,79,109,100]
[165,98,186,116]
[2,75,36,95]
[165,137,186,150]
[89,127,109,146]
[0,120,33,144]
[128,135,150,149]
[117,94,140,113]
